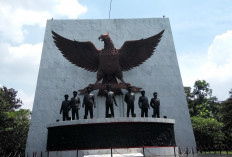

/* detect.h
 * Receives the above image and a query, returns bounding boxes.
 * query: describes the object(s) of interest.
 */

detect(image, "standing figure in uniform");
[105,84,118,118]
[70,91,81,120]
[82,87,96,119]
[124,86,136,117]
[60,94,71,121]
[150,92,160,118]
[138,90,149,117]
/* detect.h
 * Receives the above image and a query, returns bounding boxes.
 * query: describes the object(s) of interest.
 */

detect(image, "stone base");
[47,117,175,128]
[47,118,176,151]
[47,146,178,157]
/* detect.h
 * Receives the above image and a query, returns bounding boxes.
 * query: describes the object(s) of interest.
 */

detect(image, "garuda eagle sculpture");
[52,30,164,94]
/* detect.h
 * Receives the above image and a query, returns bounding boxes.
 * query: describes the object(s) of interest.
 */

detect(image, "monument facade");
[26,18,196,156]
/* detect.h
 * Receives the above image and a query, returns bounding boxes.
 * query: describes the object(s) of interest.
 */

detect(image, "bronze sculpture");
[150,92,160,118]
[104,84,118,118]
[82,87,96,119]
[70,91,80,120]
[60,94,70,121]
[124,87,136,117]
[52,30,164,95]
[138,90,149,117]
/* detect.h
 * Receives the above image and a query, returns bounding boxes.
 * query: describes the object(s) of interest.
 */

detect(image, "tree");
[0,86,30,157]
[191,116,224,146]
[221,89,232,145]
[185,80,221,121]
[0,86,22,110]
[184,80,224,147]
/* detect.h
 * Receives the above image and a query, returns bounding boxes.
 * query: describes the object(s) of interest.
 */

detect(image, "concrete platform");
[47,117,175,128]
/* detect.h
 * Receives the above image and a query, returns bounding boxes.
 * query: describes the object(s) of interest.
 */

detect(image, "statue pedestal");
[46,118,176,157]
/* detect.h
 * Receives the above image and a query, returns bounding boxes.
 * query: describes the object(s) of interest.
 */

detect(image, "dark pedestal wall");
[47,122,175,151]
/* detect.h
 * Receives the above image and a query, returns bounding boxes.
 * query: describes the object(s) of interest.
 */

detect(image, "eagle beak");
[98,37,102,42]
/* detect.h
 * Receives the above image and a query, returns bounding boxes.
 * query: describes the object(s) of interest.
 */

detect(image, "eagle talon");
[94,80,100,85]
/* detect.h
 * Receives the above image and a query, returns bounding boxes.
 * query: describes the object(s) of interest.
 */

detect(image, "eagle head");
[98,32,110,42]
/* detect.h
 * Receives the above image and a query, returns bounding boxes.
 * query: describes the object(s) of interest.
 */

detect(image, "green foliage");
[0,86,30,156]
[191,116,224,146]
[0,86,22,110]
[185,83,232,147]
[184,80,226,147]
[185,80,221,121]
[221,92,232,144]
[193,80,212,98]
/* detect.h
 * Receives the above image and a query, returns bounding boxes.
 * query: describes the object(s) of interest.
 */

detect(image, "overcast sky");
[0,0,232,110]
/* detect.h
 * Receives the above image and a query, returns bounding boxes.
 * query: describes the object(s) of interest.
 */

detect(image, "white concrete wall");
[26,18,196,155]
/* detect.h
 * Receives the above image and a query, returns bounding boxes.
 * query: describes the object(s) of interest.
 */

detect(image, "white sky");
[0,0,232,110]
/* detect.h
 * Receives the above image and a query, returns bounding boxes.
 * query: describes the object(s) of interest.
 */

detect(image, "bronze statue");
[60,94,71,121]
[150,92,160,118]
[124,87,136,117]
[104,84,118,118]
[138,90,149,117]
[52,30,164,95]
[82,87,96,119]
[70,91,81,120]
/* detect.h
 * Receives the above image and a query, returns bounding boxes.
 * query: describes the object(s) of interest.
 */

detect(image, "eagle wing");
[52,31,99,72]
[118,30,164,71]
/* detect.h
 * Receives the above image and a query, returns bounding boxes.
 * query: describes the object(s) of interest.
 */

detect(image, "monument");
[104,84,118,118]
[25,18,196,157]
[138,90,149,117]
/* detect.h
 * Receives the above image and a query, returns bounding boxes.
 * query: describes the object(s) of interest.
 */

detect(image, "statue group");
[60,87,95,121]
[124,86,160,118]
[60,85,160,121]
